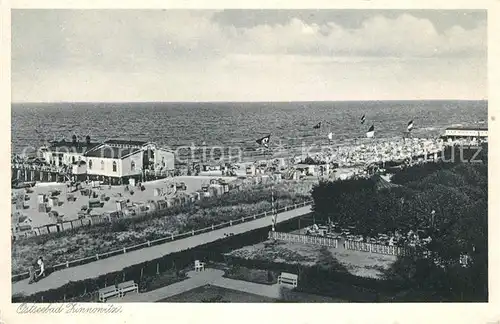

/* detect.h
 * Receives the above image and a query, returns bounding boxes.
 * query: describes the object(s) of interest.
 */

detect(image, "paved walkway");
[12,205,312,297]
[213,276,280,299]
[109,269,226,302]
[109,268,281,302]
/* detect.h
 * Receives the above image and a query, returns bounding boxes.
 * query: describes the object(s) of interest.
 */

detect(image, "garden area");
[159,284,275,303]
[12,180,313,276]
[312,158,488,301]
[219,155,488,302]
[225,242,395,280]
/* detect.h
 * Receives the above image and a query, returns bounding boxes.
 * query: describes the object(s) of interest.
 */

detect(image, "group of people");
[304,137,447,167]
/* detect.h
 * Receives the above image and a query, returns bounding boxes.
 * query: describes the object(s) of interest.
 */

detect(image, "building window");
[131,161,135,171]
[112,161,117,172]
[89,160,93,170]
[71,156,75,163]
[101,160,104,170]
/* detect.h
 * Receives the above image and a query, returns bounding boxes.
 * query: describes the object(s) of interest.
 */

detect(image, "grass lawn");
[226,240,396,279]
[159,284,276,302]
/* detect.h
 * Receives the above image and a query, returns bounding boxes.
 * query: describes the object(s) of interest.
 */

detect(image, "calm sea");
[11,101,488,160]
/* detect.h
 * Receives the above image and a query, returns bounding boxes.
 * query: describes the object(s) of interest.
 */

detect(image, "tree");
[311,178,377,228]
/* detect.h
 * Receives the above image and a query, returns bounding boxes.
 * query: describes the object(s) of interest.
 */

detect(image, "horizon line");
[11,99,488,105]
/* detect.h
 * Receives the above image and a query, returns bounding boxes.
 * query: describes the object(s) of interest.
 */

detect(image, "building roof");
[445,127,488,131]
[156,147,175,154]
[104,139,148,147]
[48,140,101,154]
[85,145,143,159]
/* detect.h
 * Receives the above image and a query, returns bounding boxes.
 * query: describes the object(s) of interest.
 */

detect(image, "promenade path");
[109,269,281,302]
[12,205,312,297]
[110,269,228,302]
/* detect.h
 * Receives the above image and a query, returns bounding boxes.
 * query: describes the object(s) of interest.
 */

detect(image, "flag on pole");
[361,115,366,124]
[313,122,322,129]
[366,125,375,138]
[256,134,271,148]
[407,120,414,132]
[327,132,333,141]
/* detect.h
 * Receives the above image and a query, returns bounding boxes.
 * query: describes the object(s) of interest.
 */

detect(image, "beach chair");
[117,280,139,297]
[194,260,205,272]
[98,285,120,302]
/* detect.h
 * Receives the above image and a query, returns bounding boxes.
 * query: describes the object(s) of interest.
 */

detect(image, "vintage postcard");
[1,1,499,324]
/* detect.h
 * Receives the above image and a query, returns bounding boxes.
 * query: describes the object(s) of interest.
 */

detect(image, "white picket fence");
[269,231,411,256]
[269,231,339,248]
[343,240,410,256]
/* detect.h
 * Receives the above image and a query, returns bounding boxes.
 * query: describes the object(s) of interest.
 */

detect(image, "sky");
[11,9,487,102]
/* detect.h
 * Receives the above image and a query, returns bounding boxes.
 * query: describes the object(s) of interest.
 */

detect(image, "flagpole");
[262,135,275,233]
[270,144,277,233]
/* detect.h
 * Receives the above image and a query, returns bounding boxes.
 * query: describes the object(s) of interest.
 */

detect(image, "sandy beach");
[12,176,237,228]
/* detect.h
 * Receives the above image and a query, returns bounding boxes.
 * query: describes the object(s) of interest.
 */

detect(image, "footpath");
[12,205,312,297]
[109,269,281,302]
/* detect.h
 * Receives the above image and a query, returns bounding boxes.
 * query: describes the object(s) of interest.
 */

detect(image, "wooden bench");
[278,272,298,288]
[117,280,139,297]
[98,285,119,302]
[194,260,205,271]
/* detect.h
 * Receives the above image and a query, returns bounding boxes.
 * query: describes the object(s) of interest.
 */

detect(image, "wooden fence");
[269,231,339,248]
[11,200,314,282]
[269,231,411,256]
[343,240,410,256]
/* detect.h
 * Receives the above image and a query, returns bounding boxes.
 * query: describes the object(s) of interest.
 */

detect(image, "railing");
[12,163,69,174]
[12,163,176,178]
[144,169,173,177]
[269,231,411,256]
[269,231,339,248]
[12,200,314,282]
[343,240,410,256]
